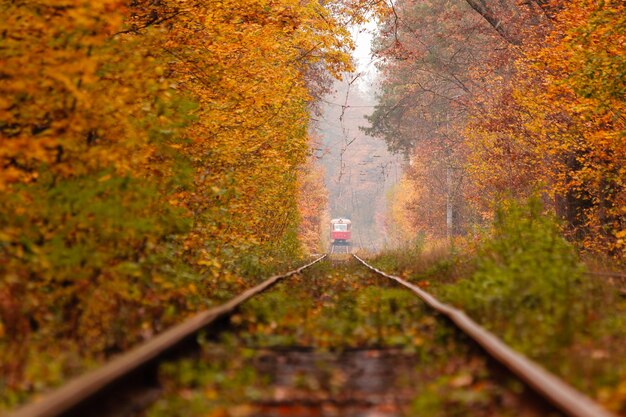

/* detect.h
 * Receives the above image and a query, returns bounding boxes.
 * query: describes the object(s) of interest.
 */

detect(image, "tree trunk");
[463,0,551,45]
[446,166,453,239]
[463,0,523,45]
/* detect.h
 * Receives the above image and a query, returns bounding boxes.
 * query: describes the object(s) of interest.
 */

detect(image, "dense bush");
[445,197,588,356]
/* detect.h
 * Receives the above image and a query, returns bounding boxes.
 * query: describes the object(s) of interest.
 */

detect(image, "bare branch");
[463,0,522,45]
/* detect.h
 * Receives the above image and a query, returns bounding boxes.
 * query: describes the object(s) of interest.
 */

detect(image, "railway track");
[353,254,616,417]
[7,255,618,417]
[330,243,351,254]
[8,255,327,417]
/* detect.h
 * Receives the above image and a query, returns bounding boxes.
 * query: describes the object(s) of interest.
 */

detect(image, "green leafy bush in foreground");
[445,197,589,358]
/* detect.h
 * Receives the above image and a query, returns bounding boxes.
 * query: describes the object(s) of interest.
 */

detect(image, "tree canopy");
[0,0,351,407]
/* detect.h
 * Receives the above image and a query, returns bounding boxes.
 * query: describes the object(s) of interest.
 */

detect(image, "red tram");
[330,218,351,245]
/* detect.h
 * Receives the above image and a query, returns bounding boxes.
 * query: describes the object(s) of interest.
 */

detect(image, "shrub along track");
[8,256,617,417]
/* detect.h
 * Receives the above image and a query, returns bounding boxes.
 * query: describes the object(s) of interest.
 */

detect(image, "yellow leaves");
[616,229,626,254]
[298,156,328,253]
[449,373,474,389]
[0,0,356,405]
[464,0,626,256]
[170,0,351,252]
[197,253,222,275]
[0,1,152,185]
[597,375,626,413]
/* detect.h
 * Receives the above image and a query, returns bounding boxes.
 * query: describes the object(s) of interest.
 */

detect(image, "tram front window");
[333,224,348,231]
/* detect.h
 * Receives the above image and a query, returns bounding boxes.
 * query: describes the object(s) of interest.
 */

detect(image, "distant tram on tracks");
[330,218,352,246]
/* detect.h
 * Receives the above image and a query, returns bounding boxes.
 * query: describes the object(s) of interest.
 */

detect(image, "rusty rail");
[9,255,326,417]
[353,254,617,417]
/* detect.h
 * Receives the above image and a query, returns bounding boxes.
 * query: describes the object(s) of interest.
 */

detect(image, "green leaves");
[445,197,587,356]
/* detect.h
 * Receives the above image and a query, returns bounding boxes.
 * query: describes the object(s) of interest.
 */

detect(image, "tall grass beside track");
[370,198,626,414]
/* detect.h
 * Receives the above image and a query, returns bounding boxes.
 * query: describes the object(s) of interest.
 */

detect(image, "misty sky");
[316,21,402,250]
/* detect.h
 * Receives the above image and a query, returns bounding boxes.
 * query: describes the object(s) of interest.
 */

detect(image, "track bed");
[138,259,560,417]
[11,257,615,417]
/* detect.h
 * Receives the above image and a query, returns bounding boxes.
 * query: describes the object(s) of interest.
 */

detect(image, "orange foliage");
[0,0,352,407]
[386,177,420,245]
[466,0,626,257]
[372,0,624,257]
[298,157,328,253]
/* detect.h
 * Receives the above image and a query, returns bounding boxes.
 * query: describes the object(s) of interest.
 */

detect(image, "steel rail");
[353,254,617,417]
[9,255,327,417]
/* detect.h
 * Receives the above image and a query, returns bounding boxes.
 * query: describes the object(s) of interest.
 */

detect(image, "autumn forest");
[1,0,625,415]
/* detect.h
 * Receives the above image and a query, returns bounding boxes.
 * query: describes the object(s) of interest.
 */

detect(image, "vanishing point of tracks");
[9,254,617,417]
[330,243,352,254]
